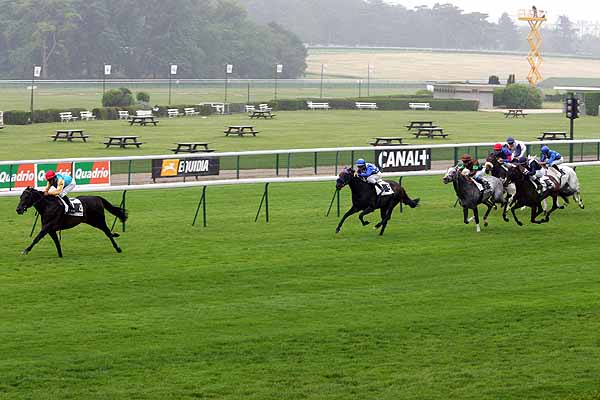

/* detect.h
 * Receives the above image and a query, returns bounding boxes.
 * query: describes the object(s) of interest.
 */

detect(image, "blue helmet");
[518,156,527,164]
[541,145,550,153]
[356,158,366,166]
[506,137,515,144]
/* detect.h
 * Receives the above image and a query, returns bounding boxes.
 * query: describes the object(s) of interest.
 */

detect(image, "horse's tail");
[100,197,128,222]
[398,186,420,208]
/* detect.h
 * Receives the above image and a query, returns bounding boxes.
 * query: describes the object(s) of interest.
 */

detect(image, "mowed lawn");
[1,170,600,399]
[1,110,599,160]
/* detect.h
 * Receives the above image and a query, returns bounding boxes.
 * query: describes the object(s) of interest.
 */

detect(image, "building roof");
[554,86,600,92]
[433,83,503,92]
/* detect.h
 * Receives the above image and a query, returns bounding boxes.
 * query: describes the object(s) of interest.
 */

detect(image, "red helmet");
[493,143,503,151]
[45,170,56,180]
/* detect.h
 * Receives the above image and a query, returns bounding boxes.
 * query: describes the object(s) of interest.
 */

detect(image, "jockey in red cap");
[44,170,76,213]
[491,143,512,163]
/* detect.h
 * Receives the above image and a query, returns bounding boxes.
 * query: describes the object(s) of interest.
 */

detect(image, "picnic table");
[405,121,436,130]
[50,129,89,142]
[104,136,144,148]
[169,142,215,153]
[249,110,276,119]
[128,116,160,126]
[369,137,406,146]
[504,109,528,118]
[413,127,448,139]
[224,125,259,137]
[538,131,568,140]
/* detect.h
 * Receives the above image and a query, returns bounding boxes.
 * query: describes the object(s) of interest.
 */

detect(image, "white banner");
[276,64,283,74]
[170,64,178,75]
[226,64,233,74]
[33,66,42,78]
[104,64,112,75]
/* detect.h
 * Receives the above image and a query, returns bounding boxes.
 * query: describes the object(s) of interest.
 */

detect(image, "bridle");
[20,188,45,211]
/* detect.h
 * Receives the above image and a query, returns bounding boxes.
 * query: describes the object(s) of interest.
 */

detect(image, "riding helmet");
[356,158,366,166]
[506,137,515,144]
[493,143,503,151]
[460,154,472,162]
[45,170,56,180]
[518,156,527,164]
[541,145,550,153]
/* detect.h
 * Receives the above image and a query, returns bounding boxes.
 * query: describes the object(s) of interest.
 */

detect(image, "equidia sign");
[374,149,431,172]
[152,157,220,179]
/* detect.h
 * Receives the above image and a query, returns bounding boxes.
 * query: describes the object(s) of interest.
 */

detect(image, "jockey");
[44,170,76,213]
[356,158,384,194]
[491,143,512,163]
[506,136,527,159]
[540,145,563,173]
[516,156,544,192]
[458,154,486,185]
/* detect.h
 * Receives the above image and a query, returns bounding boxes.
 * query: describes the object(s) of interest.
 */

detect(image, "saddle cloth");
[59,198,84,217]
[375,180,394,197]
[540,176,559,192]
[473,179,491,195]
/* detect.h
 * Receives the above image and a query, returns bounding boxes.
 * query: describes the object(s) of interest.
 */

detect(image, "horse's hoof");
[484,221,488,227]
[362,221,370,226]
[559,206,565,210]
[112,232,120,238]
[517,221,523,226]
[335,228,340,234]
[503,217,509,222]
[116,248,122,253]
[21,249,29,255]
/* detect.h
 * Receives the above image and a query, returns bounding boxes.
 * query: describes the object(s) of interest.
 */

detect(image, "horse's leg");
[483,203,494,227]
[48,230,63,258]
[378,203,397,236]
[463,206,470,224]
[336,206,360,233]
[89,218,122,253]
[374,208,386,229]
[473,207,481,232]
[575,191,584,209]
[511,203,523,226]
[358,207,374,226]
[22,225,51,255]
[531,203,543,224]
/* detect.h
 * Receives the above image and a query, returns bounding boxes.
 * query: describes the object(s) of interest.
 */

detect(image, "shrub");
[584,92,600,116]
[495,84,542,109]
[3,110,31,125]
[102,87,134,107]
[136,92,150,103]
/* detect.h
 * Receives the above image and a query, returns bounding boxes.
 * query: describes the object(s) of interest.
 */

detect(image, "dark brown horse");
[15,187,127,257]
[335,168,419,236]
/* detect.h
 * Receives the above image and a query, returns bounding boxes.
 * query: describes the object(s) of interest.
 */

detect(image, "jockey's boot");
[552,164,565,176]
[533,179,543,194]
[62,195,75,214]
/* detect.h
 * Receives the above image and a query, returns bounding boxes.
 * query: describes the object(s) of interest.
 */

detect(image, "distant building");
[432,83,504,110]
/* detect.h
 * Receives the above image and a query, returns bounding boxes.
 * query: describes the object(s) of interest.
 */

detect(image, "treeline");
[0,0,307,79]
[239,0,600,56]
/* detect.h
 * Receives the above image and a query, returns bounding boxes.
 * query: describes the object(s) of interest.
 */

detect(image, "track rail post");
[255,183,270,222]
[326,188,340,217]
[111,190,127,232]
[192,186,207,227]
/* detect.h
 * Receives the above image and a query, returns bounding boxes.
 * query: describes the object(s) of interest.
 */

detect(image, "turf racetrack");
[1,170,599,399]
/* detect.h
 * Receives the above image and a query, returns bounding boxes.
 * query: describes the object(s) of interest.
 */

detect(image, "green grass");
[1,110,599,161]
[1,170,600,399]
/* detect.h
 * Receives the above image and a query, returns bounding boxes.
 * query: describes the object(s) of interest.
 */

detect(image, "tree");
[496,13,520,50]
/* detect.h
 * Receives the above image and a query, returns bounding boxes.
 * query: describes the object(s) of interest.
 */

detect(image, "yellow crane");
[519,8,547,86]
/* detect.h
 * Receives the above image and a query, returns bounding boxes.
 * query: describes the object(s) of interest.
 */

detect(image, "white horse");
[545,164,584,209]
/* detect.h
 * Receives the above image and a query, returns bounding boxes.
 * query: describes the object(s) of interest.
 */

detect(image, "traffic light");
[566,95,580,120]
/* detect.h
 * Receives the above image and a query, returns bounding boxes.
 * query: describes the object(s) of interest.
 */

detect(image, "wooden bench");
[405,121,436,130]
[169,142,215,153]
[307,101,330,110]
[369,137,405,146]
[224,125,259,136]
[356,102,378,110]
[118,110,130,120]
[167,108,181,118]
[79,111,96,121]
[259,103,272,111]
[104,136,144,148]
[184,107,200,116]
[128,116,159,126]
[250,110,275,119]
[413,127,448,138]
[408,102,431,110]
[50,129,89,142]
[59,112,78,122]
[504,109,528,118]
[136,110,153,117]
[538,131,567,140]
[245,105,256,113]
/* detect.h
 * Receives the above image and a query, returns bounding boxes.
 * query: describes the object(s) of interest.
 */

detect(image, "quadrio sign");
[0,161,110,190]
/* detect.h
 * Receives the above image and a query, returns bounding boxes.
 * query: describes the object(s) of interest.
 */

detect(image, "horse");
[335,167,420,236]
[15,187,128,257]
[544,164,584,209]
[484,154,516,204]
[504,164,562,225]
[442,166,506,232]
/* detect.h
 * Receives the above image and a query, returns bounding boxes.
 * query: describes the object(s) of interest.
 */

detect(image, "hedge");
[584,92,600,116]
[493,84,542,109]
[272,97,478,111]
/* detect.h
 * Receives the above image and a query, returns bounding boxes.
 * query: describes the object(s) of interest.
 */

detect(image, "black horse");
[505,164,562,225]
[15,187,128,257]
[335,167,419,236]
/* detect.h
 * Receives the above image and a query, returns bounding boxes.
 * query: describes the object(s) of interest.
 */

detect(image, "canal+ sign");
[374,149,431,172]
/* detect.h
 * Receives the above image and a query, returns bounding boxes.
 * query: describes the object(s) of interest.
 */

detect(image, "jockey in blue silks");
[515,156,544,192]
[492,143,512,163]
[356,158,384,194]
[540,145,564,175]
